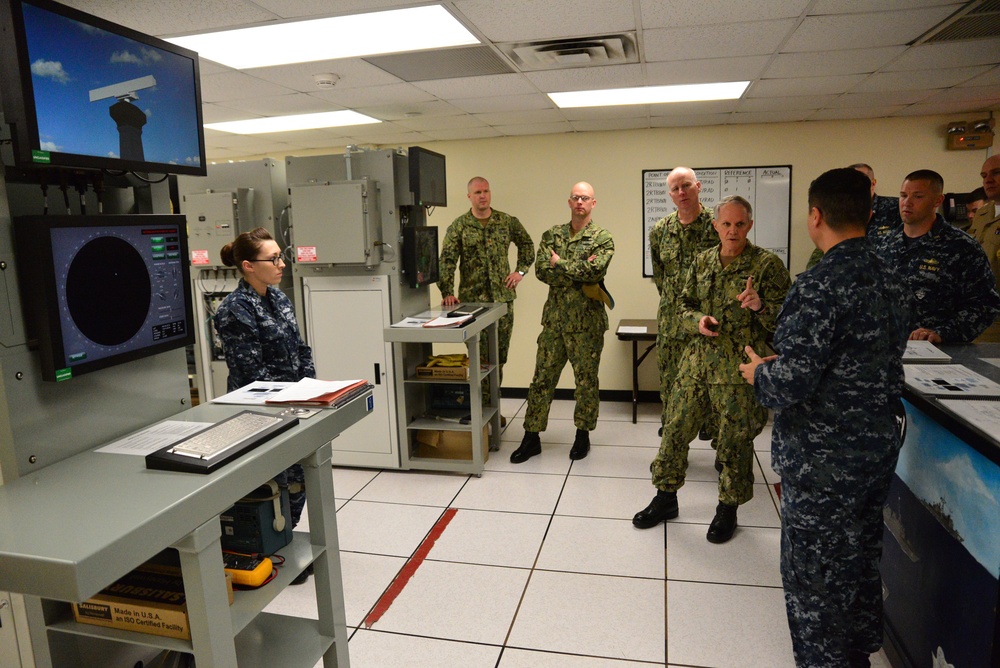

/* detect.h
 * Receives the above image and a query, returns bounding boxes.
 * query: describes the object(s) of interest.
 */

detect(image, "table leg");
[632,340,639,424]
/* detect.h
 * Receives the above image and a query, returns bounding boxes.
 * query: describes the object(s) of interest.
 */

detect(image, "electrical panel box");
[184,190,239,268]
[289,179,381,266]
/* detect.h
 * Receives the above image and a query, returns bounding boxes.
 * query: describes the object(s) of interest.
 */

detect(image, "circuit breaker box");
[289,179,380,266]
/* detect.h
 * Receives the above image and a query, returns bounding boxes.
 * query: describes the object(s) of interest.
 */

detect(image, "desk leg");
[174,518,238,668]
[632,340,639,424]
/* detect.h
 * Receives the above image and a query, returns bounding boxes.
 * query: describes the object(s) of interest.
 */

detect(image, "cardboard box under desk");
[415,364,469,380]
[415,426,489,461]
[72,566,234,640]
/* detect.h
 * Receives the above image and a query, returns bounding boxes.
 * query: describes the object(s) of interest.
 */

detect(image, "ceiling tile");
[450,94,555,114]
[560,106,651,121]
[250,0,431,19]
[808,0,963,14]
[412,73,540,99]
[648,100,741,117]
[570,118,653,132]
[396,115,489,132]
[639,0,809,28]
[243,59,403,93]
[747,74,869,97]
[645,57,771,85]
[644,20,798,61]
[730,110,815,124]
[883,38,1000,71]
[422,127,505,141]
[920,84,1000,104]
[61,0,279,36]
[650,113,733,128]
[200,72,298,103]
[310,84,437,108]
[202,103,259,123]
[830,90,937,107]
[523,64,645,93]
[811,106,909,120]
[894,100,998,116]
[491,121,575,135]
[737,94,840,111]
[474,108,567,126]
[764,47,906,78]
[781,6,960,52]
[453,0,636,42]
[212,93,341,116]
[851,66,991,92]
[959,66,1000,88]
[345,130,432,145]
[354,100,466,121]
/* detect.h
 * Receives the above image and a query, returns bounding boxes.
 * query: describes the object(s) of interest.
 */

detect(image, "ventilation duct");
[499,33,638,71]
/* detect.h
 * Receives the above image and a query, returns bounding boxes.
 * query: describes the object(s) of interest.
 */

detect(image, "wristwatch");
[517,270,526,276]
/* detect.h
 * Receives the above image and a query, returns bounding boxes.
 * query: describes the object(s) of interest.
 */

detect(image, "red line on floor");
[363,506,458,628]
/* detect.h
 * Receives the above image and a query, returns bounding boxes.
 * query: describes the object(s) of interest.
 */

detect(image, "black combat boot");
[706,502,738,543]
[510,431,541,463]
[569,428,590,460]
[632,489,679,529]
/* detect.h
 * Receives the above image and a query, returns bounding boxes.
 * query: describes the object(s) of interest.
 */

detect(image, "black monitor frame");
[401,225,440,289]
[0,0,207,176]
[13,214,195,381]
[407,146,447,208]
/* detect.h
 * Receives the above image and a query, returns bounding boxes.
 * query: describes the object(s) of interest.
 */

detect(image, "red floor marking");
[363,507,458,628]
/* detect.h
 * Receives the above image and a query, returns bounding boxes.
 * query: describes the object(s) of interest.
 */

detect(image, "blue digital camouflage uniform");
[214,279,315,526]
[875,214,1000,342]
[806,193,901,269]
[524,220,614,432]
[648,206,717,418]
[752,237,909,667]
[652,243,790,506]
[439,209,535,370]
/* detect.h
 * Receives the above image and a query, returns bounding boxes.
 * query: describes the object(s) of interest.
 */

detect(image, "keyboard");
[170,411,286,460]
[146,410,299,474]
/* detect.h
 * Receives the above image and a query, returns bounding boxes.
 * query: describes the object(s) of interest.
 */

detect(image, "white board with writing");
[642,166,792,277]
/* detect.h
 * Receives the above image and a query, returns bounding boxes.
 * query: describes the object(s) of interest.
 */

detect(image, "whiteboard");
[642,166,792,277]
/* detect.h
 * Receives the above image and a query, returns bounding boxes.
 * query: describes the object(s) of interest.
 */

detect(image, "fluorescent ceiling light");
[548,81,750,108]
[205,111,380,134]
[166,5,479,69]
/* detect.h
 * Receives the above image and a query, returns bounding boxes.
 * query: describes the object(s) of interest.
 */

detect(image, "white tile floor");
[265,398,894,668]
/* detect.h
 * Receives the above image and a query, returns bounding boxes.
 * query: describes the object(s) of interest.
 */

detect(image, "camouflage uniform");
[648,205,717,419]
[439,209,535,371]
[752,237,909,667]
[524,221,614,432]
[651,243,790,506]
[806,194,901,269]
[215,279,315,526]
[967,201,1000,341]
[875,214,1000,342]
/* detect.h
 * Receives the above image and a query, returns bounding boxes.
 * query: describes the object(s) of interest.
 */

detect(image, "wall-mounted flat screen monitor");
[408,146,446,208]
[13,214,195,381]
[0,0,207,175]
[401,225,439,289]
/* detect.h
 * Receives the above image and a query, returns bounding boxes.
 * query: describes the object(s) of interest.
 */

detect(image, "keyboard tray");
[145,410,299,474]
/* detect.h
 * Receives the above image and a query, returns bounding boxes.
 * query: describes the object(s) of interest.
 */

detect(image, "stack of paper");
[264,378,371,406]
[422,313,474,328]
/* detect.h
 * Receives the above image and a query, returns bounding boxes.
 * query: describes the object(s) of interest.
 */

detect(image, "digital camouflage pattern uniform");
[524,220,614,432]
[651,243,790,506]
[438,209,535,373]
[875,214,1000,342]
[967,201,1000,341]
[752,237,909,667]
[806,193,901,270]
[214,279,315,525]
[648,205,717,421]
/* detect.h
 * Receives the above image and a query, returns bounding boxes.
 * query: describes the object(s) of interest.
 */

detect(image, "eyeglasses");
[569,195,593,203]
[248,256,284,267]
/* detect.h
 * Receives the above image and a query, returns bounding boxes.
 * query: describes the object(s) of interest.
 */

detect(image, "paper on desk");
[264,377,367,403]
[391,317,430,328]
[938,400,1000,443]
[97,421,213,456]
[212,381,296,405]
[903,364,1000,398]
[903,340,951,362]
[617,326,648,334]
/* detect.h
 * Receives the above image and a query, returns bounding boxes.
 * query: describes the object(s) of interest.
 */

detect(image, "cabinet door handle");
[374,363,381,384]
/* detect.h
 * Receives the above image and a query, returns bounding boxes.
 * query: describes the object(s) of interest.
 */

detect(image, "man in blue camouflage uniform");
[215,228,314,571]
[806,163,901,269]
[439,177,535,410]
[633,196,790,543]
[510,182,614,463]
[740,168,910,668]
[875,169,1000,343]
[648,167,718,432]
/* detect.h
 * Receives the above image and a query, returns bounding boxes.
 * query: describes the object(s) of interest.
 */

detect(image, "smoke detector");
[313,73,340,88]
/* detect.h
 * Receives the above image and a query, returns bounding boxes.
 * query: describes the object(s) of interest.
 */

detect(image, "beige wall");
[417,114,992,393]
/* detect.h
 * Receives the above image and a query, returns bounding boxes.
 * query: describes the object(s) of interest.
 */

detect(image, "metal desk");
[615,319,658,423]
[0,392,372,668]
